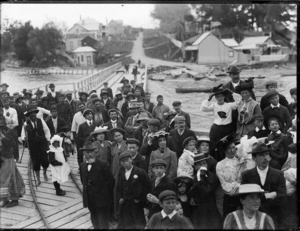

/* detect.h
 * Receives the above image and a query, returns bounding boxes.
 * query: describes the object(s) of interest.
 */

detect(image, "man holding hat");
[79,141,115,229]
[77,108,97,165]
[241,142,287,229]
[172,101,191,129]
[260,80,289,112]
[46,83,59,106]
[126,138,147,172]
[102,82,113,99]
[168,116,197,159]
[262,90,291,133]
[147,159,176,219]
[117,150,151,229]
[145,190,193,229]
[21,106,51,185]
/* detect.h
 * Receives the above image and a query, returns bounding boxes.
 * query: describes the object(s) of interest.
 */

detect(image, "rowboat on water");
[175,87,213,93]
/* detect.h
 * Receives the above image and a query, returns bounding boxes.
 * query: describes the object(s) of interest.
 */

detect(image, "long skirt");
[0,156,25,201]
[210,123,234,161]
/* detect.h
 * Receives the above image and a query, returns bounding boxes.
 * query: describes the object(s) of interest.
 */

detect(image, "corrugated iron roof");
[239,36,270,46]
[184,34,203,45]
[73,46,97,53]
[77,18,101,31]
[192,32,211,46]
[221,38,239,47]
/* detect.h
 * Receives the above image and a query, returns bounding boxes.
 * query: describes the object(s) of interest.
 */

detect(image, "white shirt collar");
[270,130,281,135]
[231,80,240,88]
[271,103,280,108]
[257,166,269,175]
[255,126,266,132]
[132,152,138,160]
[111,119,117,123]
[161,210,177,219]
[86,119,93,123]
[177,129,185,135]
[155,173,165,182]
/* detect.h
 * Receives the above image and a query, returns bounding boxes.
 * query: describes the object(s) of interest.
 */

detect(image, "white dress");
[49,146,70,183]
[177,149,195,178]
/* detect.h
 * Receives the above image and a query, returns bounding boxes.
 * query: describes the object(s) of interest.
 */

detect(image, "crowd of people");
[0,63,297,229]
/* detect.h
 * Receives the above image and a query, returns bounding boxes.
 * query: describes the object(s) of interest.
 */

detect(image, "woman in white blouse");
[201,84,241,161]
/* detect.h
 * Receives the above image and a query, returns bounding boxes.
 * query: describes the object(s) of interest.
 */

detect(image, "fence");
[28,68,102,75]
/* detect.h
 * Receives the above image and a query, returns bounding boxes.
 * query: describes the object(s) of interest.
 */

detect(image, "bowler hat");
[194,153,210,163]
[119,150,132,162]
[89,90,97,96]
[196,136,210,148]
[227,65,241,73]
[136,111,150,122]
[290,87,297,96]
[183,136,197,148]
[90,126,109,136]
[236,184,264,195]
[265,90,279,100]
[49,83,55,88]
[110,127,126,136]
[147,118,160,128]
[151,159,167,168]
[83,109,93,117]
[80,141,97,151]
[35,89,44,95]
[252,114,264,121]
[159,190,177,202]
[78,92,89,97]
[248,142,270,155]
[211,84,232,97]
[235,82,253,93]
[265,80,277,88]
[172,101,181,107]
[24,107,39,117]
[126,138,140,146]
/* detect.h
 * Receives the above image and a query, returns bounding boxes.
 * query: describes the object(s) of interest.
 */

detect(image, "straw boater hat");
[152,130,169,140]
[100,89,109,97]
[235,184,264,196]
[65,90,73,96]
[128,100,143,109]
[90,126,109,136]
[14,94,23,102]
[227,65,241,73]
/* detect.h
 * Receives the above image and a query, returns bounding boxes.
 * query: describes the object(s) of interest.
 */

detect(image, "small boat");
[149,74,165,82]
[175,87,213,93]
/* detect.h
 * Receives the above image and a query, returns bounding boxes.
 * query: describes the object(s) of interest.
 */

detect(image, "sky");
[1,3,159,30]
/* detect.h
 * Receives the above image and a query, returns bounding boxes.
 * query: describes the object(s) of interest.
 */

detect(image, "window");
[228,51,234,57]
[81,55,84,62]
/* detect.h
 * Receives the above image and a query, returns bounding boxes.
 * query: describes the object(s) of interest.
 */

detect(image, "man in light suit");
[241,142,287,229]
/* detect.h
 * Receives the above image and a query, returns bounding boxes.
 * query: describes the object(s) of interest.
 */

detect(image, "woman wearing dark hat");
[235,82,262,139]
[148,130,177,179]
[190,153,222,229]
[201,84,242,160]
[0,116,25,208]
[90,126,111,164]
[223,184,275,229]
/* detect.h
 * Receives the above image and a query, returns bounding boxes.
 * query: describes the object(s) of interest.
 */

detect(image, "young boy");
[145,190,193,229]
[267,115,288,170]
[247,114,269,139]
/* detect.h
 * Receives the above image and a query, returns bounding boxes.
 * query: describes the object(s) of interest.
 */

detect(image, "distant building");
[81,36,99,50]
[108,20,124,36]
[184,31,248,65]
[73,46,96,67]
[221,38,239,48]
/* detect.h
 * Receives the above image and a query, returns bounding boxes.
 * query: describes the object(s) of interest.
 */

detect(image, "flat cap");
[126,138,140,146]
[265,80,277,88]
[119,150,132,162]
[183,136,197,148]
[172,101,181,107]
[0,83,9,87]
[92,98,101,104]
[83,109,94,117]
[151,159,167,168]
[265,90,279,100]
[174,116,185,122]
[147,118,160,128]
[159,190,177,202]
[252,114,264,121]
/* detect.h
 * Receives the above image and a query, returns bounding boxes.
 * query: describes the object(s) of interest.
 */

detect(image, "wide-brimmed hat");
[147,118,160,128]
[90,126,109,136]
[163,110,176,120]
[197,136,210,144]
[110,127,126,136]
[265,113,284,127]
[24,90,33,95]
[265,80,277,88]
[0,83,9,88]
[183,136,197,148]
[194,153,210,163]
[125,92,134,100]
[128,100,143,109]
[0,91,10,96]
[136,111,150,122]
[159,190,177,202]
[152,130,169,140]
[227,65,241,73]
[173,175,194,186]
[151,159,167,168]
[235,184,264,195]
[60,125,70,133]
[49,83,55,88]
[248,142,272,155]
[14,94,23,101]
[65,90,73,96]
[92,98,101,104]
[265,90,279,100]
[172,101,181,107]
[235,82,253,93]
[211,84,232,97]
[80,141,97,151]
[83,109,94,117]
[89,90,97,96]
[120,78,129,84]
[35,89,44,95]
[78,91,89,97]
[119,150,132,162]
[24,107,39,116]
[215,132,239,151]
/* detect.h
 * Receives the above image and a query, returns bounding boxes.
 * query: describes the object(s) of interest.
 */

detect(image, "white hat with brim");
[235,184,264,195]
[90,126,109,136]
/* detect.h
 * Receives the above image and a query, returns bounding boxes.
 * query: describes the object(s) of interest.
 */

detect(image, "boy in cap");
[172,101,191,129]
[145,190,193,229]
[117,150,151,229]
[260,80,289,112]
[262,90,291,133]
[126,138,147,172]
[80,141,115,229]
[147,159,176,219]
[241,142,287,229]
[247,114,269,139]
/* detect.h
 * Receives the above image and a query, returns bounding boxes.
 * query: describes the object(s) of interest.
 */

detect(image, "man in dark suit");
[172,101,191,129]
[77,109,97,166]
[56,93,72,127]
[144,92,155,114]
[103,108,124,130]
[80,141,115,229]
[91,98,109,125]
[46,83,60,106]
[168,116,197,159]
[262,90,291,133]
[102,82,113,99]
[260,80,289,112]
[146,159,176,219]
[126,138,147,172]
[45,106,67,137]
[241,142,287,229]
[100,89,114,110]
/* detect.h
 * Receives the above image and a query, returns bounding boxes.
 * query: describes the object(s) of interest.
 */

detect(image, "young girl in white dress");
[48,135,70,196]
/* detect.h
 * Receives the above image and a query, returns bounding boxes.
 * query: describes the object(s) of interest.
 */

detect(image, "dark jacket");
[223,80,256,102]
[132,153,147,172]
[168,129,197,159]
[176,110,191,129]
[56,102,72,126]
[102,87,113,99]
[268,132,288,169]
[260,93,289,112]
[77,121,97,148]
[103,119,124,130]
[247,128,270,139]
[47,91,60,105]
[45,116,67,137]
[263,105,292,133]
[80,159,115,209]
[144,102,155,114]
[100,98,114,110]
